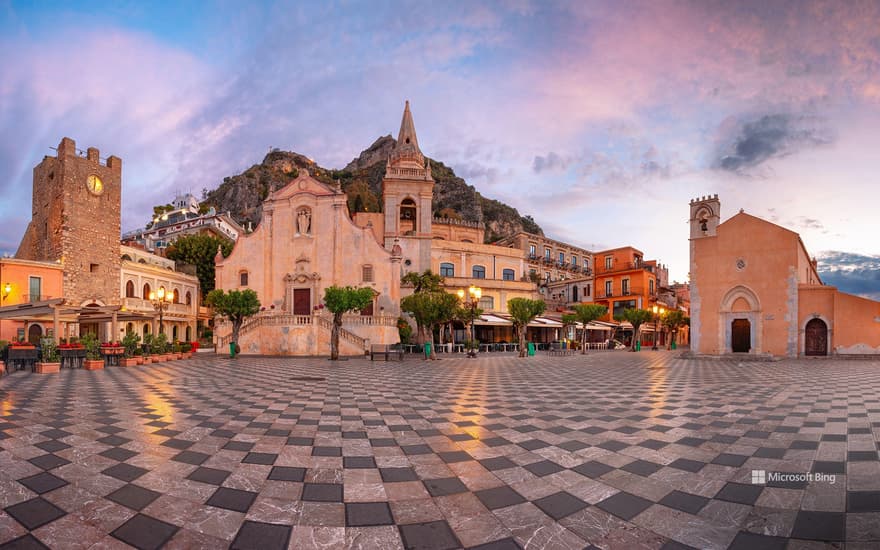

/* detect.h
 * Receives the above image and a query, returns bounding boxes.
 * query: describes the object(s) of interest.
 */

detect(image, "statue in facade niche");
[296,208,311,235]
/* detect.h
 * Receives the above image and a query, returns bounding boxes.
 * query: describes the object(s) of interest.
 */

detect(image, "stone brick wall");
[16,137,122,306]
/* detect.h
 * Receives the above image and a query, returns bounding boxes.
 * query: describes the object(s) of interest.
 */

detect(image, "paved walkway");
[1,351,879,549]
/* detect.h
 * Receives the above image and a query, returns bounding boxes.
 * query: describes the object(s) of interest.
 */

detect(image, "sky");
[1,0,879,297]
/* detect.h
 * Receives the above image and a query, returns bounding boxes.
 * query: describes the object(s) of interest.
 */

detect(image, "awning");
[473,314,513,326]
[0,299,154,323]
[529,316,563,328]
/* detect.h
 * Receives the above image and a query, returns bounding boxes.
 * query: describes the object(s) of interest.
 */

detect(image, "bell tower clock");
[15,137,123,306]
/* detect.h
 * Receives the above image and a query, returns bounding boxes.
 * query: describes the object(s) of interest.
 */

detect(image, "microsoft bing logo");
[751,470,766,485]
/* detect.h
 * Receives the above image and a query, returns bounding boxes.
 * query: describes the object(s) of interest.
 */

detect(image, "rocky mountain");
[203,138,542,242]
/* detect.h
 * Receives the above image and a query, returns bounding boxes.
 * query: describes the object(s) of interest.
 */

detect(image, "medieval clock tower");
[16,137,122,307]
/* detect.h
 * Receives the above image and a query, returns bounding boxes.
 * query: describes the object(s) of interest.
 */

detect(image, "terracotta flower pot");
[84,359,104,371]
[120,358,139,367]
[35,362,60,374]
[135,357,144,365]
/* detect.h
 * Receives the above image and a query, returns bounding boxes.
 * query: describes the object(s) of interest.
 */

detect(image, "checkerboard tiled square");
[3,352,880,547]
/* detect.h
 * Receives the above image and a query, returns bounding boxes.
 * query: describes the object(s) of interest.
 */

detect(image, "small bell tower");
[689,195,720,239]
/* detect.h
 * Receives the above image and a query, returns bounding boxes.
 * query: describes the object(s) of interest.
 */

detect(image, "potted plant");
[155,333,169,361]
[81,333,104,370]
[121,332,141,367]
[0,339,7,375]
[180,341,192,359]
[142,333,154,363]
[36,338,61,374]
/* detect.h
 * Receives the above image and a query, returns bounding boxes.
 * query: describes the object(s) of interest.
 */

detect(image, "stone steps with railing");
[216,312,396,349]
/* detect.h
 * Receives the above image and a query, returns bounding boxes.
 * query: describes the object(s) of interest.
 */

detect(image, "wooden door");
[27,324,42,345]
[805,318,828,356]
[731,318,750,353]
[360,301,374,316]
[293,289,311,315]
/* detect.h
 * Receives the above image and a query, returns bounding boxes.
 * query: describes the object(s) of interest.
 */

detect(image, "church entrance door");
[731,318,750,353]
[293,289,311,315]
[805,318,828,356]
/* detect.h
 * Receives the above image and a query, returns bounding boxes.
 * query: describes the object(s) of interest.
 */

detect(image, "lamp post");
[651,304,665,350]
[148,286,174,335]
[457,285,481,358]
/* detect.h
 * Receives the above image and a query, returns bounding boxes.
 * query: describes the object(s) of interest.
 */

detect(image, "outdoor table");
[403,344,421,354]
[452,344,464,353]
[6,347,38,372]
[100,346,124,367]
[479,343,491,353]
[60,348,86,369]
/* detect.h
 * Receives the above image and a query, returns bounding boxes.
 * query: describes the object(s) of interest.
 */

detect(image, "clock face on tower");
[86,174,104,195]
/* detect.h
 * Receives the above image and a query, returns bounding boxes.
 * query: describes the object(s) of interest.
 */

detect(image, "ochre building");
[689,195,880,357]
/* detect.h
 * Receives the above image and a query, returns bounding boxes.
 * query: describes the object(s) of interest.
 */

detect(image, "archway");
[28,324,43,345]
[719,285,761,354]
[805,318,828,356]
[731,319,751,353]
[400,198,417,234]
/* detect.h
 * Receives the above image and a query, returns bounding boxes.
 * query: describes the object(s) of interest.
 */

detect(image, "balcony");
[595,287,645,299]
[594,262,653,276]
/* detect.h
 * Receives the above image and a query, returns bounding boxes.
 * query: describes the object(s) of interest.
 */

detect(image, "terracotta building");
[689,195,880,356]
[593,246,665,320]
[0,258,63,343]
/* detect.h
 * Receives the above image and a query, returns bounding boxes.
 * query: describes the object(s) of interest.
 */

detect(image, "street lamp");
[457,285,482,358]
[148,286,174,335]
[652,304,665,350]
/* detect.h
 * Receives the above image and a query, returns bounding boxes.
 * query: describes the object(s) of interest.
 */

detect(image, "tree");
[205,289,261,353]
[662,309,688,350]
[401,291,460,359]
[400,270,443,351]
[166,233,234,298]
[615,308,653,352]
[508,298,546,357]
[564,304,608,354]
[401,270,443,294]
[323,286,375,360]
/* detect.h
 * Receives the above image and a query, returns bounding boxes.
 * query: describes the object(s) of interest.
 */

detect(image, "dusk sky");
[2,0,879,296]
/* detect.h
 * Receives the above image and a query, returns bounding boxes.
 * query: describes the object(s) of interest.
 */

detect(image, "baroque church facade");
[214,102,536,355]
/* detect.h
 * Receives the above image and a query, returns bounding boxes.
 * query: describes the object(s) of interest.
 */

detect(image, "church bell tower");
[382,101,434,273]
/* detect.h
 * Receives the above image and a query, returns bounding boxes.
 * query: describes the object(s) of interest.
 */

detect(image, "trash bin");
[671,342,677,350]
[424,342,432,359]
[229,342,236,358]
[527,343,536,356]
[635,341,641,351]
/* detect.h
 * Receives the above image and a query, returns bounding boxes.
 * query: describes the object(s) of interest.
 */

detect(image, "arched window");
[143,283,151,299]
[185,326,192,342]
[502,269,515,281]
[172,325,178,341]
[125,280,135,298]
[472,265,486,279]
[143,323,151,336]
[185,291,192,306]
[440,262,454,277]
[240,272,249,286]
[121,254,132,262]
[400,198,417,234]
[126,322,133,334]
